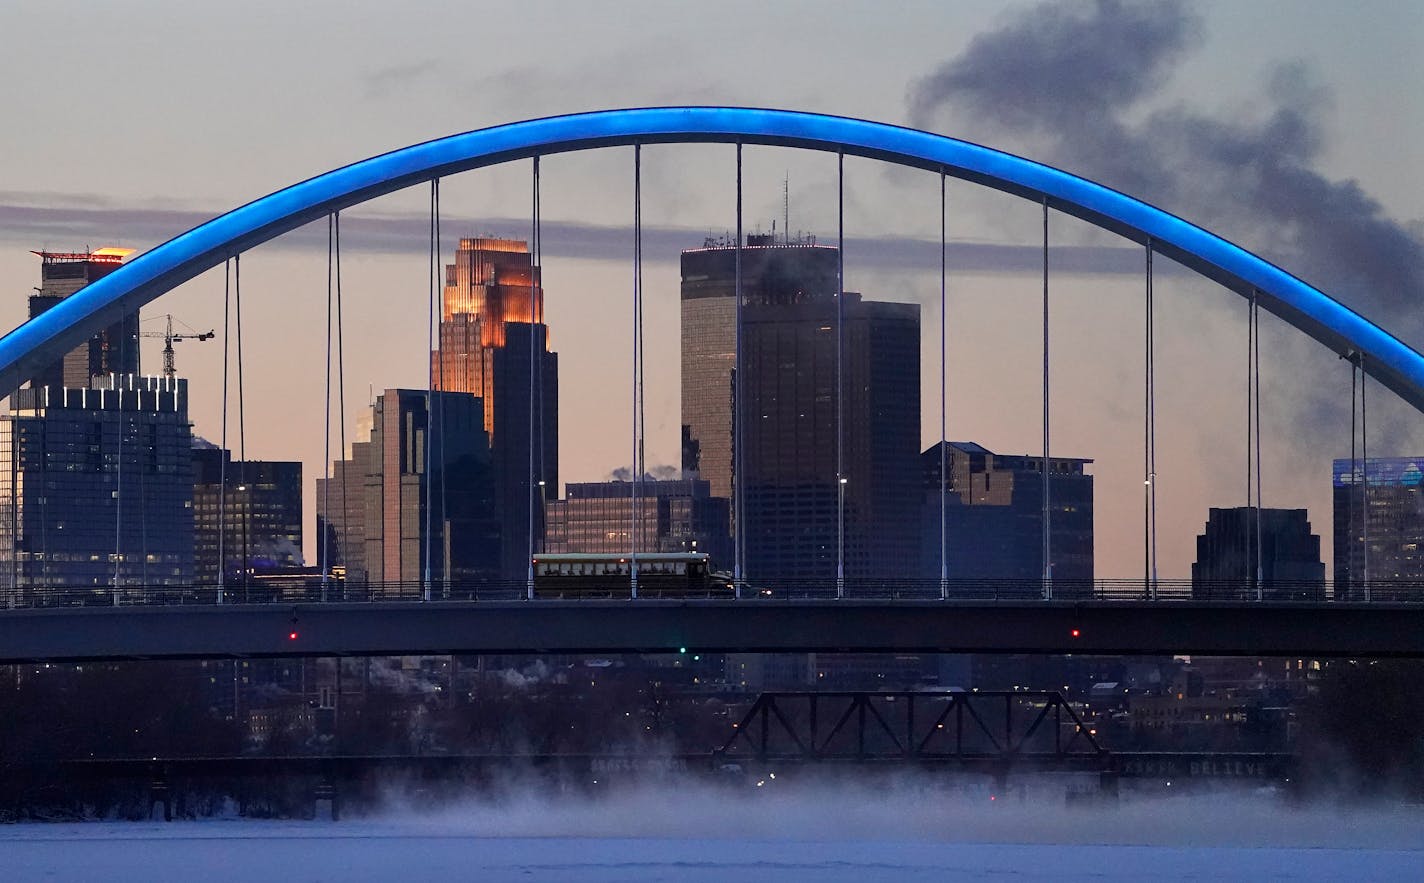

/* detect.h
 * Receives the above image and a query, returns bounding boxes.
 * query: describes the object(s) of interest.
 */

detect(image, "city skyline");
[4,3,1424,870]
[2,227,1415,583]
[0,2,1419,580]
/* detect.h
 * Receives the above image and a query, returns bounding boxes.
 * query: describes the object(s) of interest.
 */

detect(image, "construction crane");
[139,314,215,379]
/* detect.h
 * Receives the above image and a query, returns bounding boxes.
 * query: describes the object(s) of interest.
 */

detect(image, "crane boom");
[137,314,215,379]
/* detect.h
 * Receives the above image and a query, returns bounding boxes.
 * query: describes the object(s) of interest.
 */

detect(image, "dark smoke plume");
[909,0,1424,445]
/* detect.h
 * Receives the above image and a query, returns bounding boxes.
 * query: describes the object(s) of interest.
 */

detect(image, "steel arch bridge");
[4,107,1424,662]
[0,106,1421,411]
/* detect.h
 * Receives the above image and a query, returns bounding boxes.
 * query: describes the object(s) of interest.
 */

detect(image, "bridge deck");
[2,599,1421,662]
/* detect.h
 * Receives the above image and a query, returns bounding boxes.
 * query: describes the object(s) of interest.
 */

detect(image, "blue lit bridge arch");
[0,106,1421,411]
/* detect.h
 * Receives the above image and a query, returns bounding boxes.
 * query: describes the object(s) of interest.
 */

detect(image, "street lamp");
[537,480,547,554]
[837,476,847,599]
[236,484,249,600]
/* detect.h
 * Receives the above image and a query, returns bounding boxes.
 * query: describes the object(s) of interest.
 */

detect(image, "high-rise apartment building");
[0,376,192,594]
[27,249,140,390]
[1333,457,1424,600]
[544,478,733,565]
[920,442,1094,588]
[431,238,557,579]
[192,443,302,585]
[1192,506,1325,600]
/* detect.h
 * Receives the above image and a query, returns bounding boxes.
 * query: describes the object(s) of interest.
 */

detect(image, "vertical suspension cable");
[432,191,445,592]
[534,158,545,560]
[1041,196,1051,599]
[733,143,744,597]
[1253,291,1263,599]
[218,259,230,604]
[630,144,642,599]
[528,157,540,598]
[322,214,334,597]
[529,158,538,558]
[637,174,647,554]
[112,337,124,597]
[38,385,46,591]
[424,179,438,601]
[432,184,445,594]
[128,312,147,589]
[235,254,247,597]
[1145,241,1157,599]
[335,212,349,598]
[535,164,546,560]
[26,416,34,593]
[1144,244,1151,597]
[135,326,147,589]
[1362,353,1370,600]
[1149,243,1158,597]
[836,151,845,599]
[938,170,948,599]
[1246,291,1254,591]
[1144,243,1151,597]
[1349,355,1357,597]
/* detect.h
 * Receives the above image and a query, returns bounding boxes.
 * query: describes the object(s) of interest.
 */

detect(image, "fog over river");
[4,781,1422,881]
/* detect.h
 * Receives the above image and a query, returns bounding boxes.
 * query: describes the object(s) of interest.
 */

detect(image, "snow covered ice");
[3,780,1423,881]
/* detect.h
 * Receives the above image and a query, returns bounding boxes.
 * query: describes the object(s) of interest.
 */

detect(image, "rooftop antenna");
[783,173,790,245]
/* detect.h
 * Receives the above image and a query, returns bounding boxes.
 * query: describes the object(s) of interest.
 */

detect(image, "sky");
[1,0,1421,578]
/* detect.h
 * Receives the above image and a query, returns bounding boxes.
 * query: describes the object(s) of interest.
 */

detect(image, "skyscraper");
[432,238,557,580]
[0,376,192,594]
[680,236,839,498]
[920,442,1094,588]
[318,388,498,592]
[1192,506,1324,600]
[1333,457,1424,600]
[490,323,558,579]
[27,248,140,390]
[315,437,372,583]
[193,443,303,585]
[680,235,920,583]
[742,291,922,581]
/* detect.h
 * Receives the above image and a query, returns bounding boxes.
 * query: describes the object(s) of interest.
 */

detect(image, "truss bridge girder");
[716,690,1108,769]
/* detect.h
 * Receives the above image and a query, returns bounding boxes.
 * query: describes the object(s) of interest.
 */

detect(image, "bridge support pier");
[313,781,340,821]
[990,762,1009,797]
[147,777,172,822]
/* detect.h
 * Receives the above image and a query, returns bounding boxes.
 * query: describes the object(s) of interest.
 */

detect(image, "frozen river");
[4,784,1423,881]
[3,826,1423,882]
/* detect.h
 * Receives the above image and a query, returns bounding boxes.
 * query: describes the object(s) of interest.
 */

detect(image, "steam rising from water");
[3,775,1420,882]
[376,773,1424,851]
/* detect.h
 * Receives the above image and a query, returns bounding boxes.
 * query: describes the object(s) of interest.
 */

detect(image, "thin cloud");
[0,198,1151,276]
[362,61,447,100]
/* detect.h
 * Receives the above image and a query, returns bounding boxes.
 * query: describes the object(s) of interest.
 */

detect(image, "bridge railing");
[1,577,1420,609]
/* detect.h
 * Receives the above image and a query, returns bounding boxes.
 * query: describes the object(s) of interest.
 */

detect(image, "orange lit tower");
[431,237,558,579]
[433,238,545,435]
[27,247,139,390]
